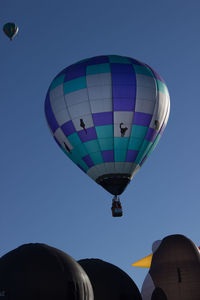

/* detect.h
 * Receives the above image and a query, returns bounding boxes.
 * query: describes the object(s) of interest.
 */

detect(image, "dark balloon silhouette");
[3,22,18,40]
[79,258,142,300]
[134,235,200,300]
[0,243,93,300]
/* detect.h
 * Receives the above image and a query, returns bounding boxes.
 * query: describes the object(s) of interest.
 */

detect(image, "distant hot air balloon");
[79,258,142,300]
[0,243,94,299]
[45,55,170,216]
[132,234,200,300]
[3,22,18,40]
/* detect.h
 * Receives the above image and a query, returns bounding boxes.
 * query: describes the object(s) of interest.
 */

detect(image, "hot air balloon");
[45,55,170,216]
[0,243,94,299]
[3,22,18,40]
[79,258,142,300]
[132,234,200,300]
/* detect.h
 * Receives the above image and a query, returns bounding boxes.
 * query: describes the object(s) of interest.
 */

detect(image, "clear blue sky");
[1,0,200,290]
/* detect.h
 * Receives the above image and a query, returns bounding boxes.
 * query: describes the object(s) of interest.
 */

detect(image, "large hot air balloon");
[3,22,18,40]
[79,258,142,300]
[45,55,170,216]
[132,234,200,300]
[0,243,94,299]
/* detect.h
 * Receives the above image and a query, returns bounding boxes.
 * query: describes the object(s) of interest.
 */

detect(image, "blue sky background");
[1,0,200,290]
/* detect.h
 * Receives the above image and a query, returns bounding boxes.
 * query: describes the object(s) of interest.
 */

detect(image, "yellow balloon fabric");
[132,254,152,268]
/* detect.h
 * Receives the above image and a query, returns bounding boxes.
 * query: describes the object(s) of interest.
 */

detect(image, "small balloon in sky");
[45,55,170,216]
[3,22,18,40]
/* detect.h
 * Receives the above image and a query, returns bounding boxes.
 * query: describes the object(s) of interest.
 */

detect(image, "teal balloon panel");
[45,55,170,195]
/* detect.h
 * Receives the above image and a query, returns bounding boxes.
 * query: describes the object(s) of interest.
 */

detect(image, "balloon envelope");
[45,55,170,195]
[79,258,142,300]
[3,22,18,40]
[141,235,200,300]
[0,243,93,300]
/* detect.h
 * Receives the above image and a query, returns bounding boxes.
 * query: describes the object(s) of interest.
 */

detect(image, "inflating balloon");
[0,243,94,300]
[45,55,170,216]
[79,258,142,300]
[132,235,200,300]
[3,22,18,40]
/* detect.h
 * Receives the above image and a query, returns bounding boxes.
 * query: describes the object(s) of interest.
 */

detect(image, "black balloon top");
[0,243,93,300]
[79,258,141,300]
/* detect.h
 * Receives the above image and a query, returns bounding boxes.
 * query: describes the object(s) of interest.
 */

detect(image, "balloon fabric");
[79,258,142,300]
[45,55,170,198]
[0,243,94,300]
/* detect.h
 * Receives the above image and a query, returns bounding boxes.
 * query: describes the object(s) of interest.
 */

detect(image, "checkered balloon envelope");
[45,55,170,197]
